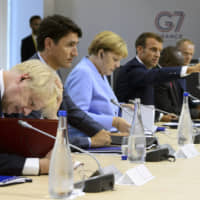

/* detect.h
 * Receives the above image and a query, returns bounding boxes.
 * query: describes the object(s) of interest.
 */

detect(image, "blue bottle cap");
[58,110,67,117]
[183,92,189,97]
[121,155,127,160]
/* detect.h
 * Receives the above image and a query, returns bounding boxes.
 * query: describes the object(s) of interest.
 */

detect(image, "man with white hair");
[0,59,62,175]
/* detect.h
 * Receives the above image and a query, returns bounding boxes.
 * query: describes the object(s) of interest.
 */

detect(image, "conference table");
[1,126,200,200]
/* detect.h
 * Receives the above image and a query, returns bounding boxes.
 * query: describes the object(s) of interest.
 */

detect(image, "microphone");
[188,93,200,103]
[18,120,56,139]
[18,120,114,192]
[110,99,133,116]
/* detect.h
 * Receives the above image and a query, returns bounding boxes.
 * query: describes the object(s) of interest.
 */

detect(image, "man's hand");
[39,150,52,175]
[186,63,200,74]
[112,117,131,132]
[121,103,135,110]
[161,113,178,122]
[91,129,111,147]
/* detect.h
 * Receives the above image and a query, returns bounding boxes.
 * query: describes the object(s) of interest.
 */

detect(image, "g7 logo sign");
[155,11,185,32]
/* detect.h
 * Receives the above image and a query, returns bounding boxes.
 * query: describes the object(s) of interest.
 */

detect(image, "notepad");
[0,176,32,186]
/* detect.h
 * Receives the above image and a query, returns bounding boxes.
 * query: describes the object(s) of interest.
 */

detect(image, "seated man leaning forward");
[0,59,62,175]
[27,15,129,147]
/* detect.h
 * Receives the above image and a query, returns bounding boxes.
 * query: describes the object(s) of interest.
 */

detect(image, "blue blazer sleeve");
[65,63,116,130]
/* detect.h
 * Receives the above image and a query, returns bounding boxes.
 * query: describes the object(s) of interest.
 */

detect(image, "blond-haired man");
[0,59,62,175]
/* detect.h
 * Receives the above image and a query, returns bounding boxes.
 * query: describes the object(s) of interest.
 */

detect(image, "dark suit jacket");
[21,35,36,62]
[154,80,183,115]
[154,78,200,119]
[115,57,182,105]
[0,91,25,175]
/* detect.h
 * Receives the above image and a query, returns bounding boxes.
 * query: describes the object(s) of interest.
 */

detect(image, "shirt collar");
[37,52,56,73]
[0,69,4,99]
[84,56,106,79]
[37,52,45,64]
[136,55,144,64]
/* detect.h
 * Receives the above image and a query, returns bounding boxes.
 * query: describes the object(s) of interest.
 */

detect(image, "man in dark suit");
[115,32,200,121]
[154,46,185,116]
[176,39,200,99]
[0,59,62,175]
[21,15,41,62]
[27,15,129,147]
[155,46,200,119]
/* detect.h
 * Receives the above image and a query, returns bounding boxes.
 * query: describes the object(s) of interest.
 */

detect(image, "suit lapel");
[168,82,179,108]
[169,81,182,107]
[0,91,2,117]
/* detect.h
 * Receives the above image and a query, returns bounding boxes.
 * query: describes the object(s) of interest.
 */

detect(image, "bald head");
[159,46,184,67]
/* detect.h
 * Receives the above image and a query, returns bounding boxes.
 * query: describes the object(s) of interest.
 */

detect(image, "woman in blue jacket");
[65,31,131,137]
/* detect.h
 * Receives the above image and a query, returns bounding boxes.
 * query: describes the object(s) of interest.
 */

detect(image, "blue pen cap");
[58,110,67,117]
[156,127,166,132]
[121,155,127,160]
[183,92,189,97]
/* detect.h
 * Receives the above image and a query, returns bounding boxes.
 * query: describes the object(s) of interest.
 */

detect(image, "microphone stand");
[18,120,115,192]
[18,120,103,174]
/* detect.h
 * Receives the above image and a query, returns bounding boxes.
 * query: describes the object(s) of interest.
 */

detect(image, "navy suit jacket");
[154,80,183,115]
[115,57,182,105]
[21,35,36,62]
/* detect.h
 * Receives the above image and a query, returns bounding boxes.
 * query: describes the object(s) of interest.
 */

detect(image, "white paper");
[121,105,157,135]
[121,107,134,124]
[66,189,85,200]
[176,144,199,158]
[116,164,154,186]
